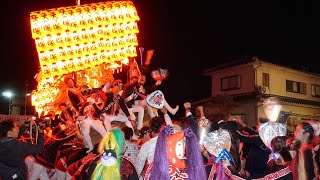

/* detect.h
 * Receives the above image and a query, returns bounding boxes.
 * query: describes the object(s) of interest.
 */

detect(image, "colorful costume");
[149,125,206,180]
[88,128,138,180]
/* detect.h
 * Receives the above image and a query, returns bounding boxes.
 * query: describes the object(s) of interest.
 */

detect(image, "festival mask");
[146,90,165,109]
[100,149,117,167]
[167,132,186,169]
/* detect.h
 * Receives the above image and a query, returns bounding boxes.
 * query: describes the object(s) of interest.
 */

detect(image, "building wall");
[255,62,320,127]
[211,64,255,96]
[204,60,320,130]
[256,62,320,101]
[233,100,258,126]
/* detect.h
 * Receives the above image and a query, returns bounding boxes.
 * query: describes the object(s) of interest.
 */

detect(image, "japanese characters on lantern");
[31,1,140,114]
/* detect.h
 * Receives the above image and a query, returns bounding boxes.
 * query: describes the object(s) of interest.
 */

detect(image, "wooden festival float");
[29,1,140,116]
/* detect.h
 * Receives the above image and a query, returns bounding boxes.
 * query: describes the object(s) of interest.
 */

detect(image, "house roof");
[203,56,320,77]
[192,92,320,108]
[203,56,256,74]
[262,94,320,107]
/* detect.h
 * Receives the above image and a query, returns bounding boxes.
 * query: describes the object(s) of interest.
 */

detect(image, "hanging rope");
[26,119,77,144]
[29,119,39,144]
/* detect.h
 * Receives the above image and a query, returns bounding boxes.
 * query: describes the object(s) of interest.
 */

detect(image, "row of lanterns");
[38,35,138,66]
[40,47,136,78]
[34,22,138,52]
[30,1,139,39]
[37,34,138,66]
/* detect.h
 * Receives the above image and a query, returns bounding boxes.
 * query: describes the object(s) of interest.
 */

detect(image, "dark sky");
[1,0,320,114]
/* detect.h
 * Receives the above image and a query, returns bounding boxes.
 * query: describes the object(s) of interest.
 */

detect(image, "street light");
[2,91,13,115]
[25,93,31,115]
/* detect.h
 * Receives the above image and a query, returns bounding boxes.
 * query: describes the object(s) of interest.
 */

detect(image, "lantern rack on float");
[30,1,140,114]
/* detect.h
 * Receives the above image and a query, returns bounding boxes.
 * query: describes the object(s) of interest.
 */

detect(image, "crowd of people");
[0,61,319,180]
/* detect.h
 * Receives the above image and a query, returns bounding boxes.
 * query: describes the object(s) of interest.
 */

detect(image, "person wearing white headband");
[292,120,320,180]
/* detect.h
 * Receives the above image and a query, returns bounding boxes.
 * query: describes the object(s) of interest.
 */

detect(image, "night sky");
[0,0,319,115]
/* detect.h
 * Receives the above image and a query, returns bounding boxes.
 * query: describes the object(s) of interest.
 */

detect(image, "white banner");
[0,114,33,126]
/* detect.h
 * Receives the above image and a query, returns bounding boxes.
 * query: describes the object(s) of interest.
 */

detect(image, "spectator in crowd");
[0,119,45,180]
[291,121,320,180]
[122,126,140,165]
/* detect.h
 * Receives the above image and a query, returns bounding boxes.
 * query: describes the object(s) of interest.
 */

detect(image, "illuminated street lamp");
[2,91,13,115]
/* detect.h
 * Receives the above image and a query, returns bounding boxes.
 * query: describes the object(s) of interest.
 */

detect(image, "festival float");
[29,0,140,116]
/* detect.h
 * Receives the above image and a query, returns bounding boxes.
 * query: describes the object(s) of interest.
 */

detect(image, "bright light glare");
[269,105,282,122]
[26,93,31,96]
[2,91,13,98]
[264,97,282,122]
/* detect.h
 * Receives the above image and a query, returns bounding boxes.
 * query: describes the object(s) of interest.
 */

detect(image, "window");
[311,84,320,97]
[286,80,307,94]
[262,73,269,87]
[221,75,241,91]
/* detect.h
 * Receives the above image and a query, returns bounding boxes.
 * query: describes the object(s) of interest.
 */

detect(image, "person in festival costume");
[127,59,179,120]
[59,103,76,125]
[65,78,86,116]
[136,110,174,179]
[30,126,77,180]
[121,76,145,133]
[149,124,207,180]
[266,136,293,179]
[78,91,108,153]
[54,145,89,180]
[68,144,99,180]
[222,136,293,180]
[234,118,271,179]
[314,130,320,177]
[139,74,179,116]
[291,120,320,180]
[134,126,152,147]
[93,79,136,137]
[86,127,138,180]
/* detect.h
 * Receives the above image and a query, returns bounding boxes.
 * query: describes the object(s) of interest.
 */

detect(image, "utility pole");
[24,80,28,115]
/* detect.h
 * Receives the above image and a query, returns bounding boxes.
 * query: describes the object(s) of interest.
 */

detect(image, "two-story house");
[194,57,320,132]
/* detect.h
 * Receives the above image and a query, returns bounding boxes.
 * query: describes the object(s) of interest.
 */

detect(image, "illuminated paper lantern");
[30,0,140,79]
[31,1,140,114]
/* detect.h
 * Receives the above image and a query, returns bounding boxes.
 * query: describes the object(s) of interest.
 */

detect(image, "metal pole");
[24,96,27,115]
[8,97,11,115]
[25,81,28,115]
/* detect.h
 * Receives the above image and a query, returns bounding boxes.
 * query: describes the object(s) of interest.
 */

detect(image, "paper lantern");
[30,0,140,79]
[31,1,140,114]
